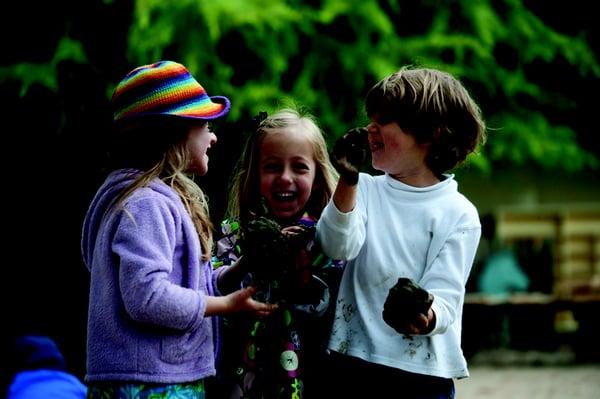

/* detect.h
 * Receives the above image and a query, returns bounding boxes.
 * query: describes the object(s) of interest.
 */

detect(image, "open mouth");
[273,192,297,202]
[370,141,384,152]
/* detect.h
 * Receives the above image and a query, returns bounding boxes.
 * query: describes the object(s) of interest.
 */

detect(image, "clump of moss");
[240,217,287,280]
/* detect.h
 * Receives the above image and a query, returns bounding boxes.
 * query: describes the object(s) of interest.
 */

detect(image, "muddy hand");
[332,127,369,185]
[233,286,278,316]
[241,216,288,279]
[382,277,434,334]
[282,224,316,250]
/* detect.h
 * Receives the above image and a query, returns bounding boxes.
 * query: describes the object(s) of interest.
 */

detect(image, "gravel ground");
[455,364,600,398]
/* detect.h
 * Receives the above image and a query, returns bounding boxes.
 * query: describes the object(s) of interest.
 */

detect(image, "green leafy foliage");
[0,37,87,95]
[4,0,599,173]
[122,0,598,173]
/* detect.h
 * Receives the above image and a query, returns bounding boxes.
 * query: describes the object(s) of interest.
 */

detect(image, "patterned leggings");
[86,379,205,399]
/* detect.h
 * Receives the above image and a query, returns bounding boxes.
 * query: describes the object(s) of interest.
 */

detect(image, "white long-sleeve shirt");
[316,173,481,379]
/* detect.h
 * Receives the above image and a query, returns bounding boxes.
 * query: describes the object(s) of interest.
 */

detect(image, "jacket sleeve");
[113,195,205,331]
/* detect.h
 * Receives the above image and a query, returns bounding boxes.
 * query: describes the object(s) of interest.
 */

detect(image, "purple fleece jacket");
[81,169,223,383]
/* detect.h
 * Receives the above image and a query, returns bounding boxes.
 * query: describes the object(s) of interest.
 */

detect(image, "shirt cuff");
[426,297,447,336]
[324,199,354,228]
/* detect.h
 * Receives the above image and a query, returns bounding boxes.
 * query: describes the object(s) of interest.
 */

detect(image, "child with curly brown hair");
[317,66,487,398]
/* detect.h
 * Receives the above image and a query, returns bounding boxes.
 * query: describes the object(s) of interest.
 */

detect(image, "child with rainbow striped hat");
[81,60,276,398]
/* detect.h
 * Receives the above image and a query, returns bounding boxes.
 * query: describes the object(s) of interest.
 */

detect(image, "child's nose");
[279,167,294,182]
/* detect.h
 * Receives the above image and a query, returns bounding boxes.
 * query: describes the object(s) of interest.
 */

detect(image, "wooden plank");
[497,222,556,239]
[488,204,600,298]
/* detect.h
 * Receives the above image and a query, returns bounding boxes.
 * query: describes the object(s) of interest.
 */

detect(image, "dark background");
[1,0,598,392]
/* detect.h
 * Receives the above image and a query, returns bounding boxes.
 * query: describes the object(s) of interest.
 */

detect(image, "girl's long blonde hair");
[110,117,213,260]
[227,108,338,226]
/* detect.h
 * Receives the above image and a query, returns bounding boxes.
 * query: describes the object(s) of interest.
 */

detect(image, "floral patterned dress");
[212,213,344,399]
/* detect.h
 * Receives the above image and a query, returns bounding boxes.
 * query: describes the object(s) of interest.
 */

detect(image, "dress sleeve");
[212,219,242,268]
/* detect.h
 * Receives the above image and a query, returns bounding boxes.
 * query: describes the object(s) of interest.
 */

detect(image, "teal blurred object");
[478,248,530,298]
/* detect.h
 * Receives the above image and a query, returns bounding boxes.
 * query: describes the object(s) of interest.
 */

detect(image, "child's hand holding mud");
[382,277,434,335]
[331,127,369,185]
[240,216,288,280]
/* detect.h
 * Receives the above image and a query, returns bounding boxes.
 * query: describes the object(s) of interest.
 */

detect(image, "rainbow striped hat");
[112,60,230,123]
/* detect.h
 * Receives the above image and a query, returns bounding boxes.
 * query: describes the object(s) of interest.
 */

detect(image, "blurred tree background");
[1,0,598,382]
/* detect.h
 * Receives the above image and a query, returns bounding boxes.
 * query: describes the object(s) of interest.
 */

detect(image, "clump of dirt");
[240,216,315,283]
[331,127,369,185]
[382,277,433,333]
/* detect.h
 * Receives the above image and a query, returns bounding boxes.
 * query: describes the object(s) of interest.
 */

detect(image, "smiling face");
[258,128,317,222]
[186,122,217,175]
[367,119,438,186]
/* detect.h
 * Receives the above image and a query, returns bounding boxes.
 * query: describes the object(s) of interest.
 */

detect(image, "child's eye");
[263,163,282,172]
[207,120,221,131]
[293,163,310,171]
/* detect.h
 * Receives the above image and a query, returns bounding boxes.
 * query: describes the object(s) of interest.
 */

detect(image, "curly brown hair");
[365,66,486,175]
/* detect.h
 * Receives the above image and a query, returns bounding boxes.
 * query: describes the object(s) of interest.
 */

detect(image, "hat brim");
[114,95,231,125]
[195,96,230,120]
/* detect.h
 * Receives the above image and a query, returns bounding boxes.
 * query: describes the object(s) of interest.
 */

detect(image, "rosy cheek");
[258,177,270,197]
